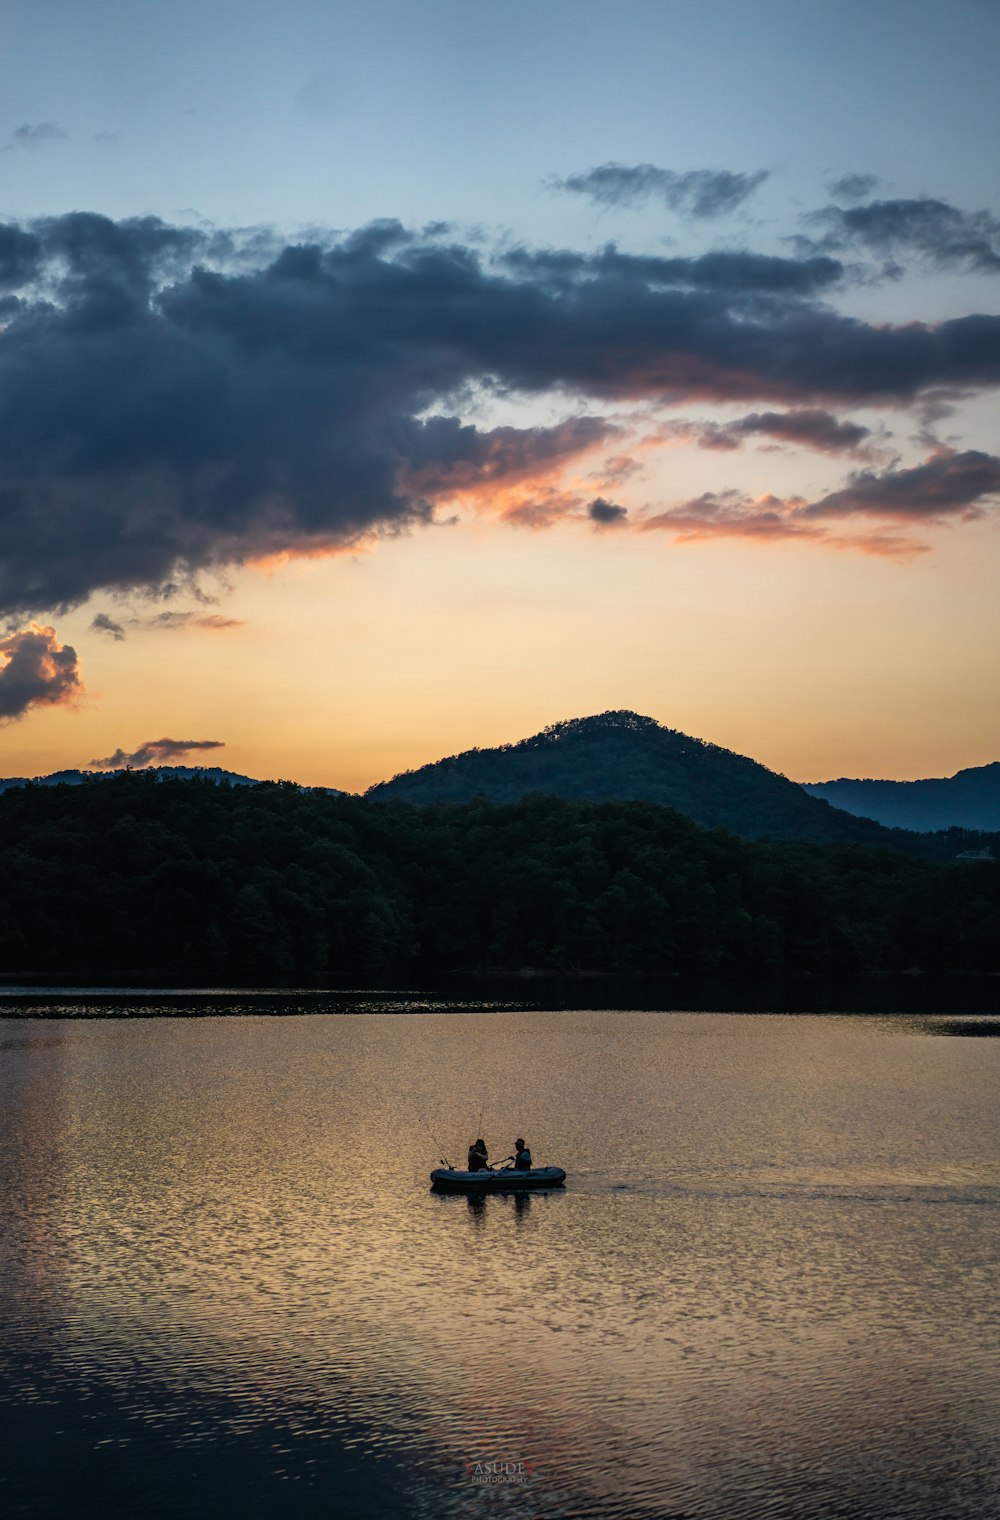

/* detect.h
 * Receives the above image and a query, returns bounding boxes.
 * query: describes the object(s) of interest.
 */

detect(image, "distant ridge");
[0,764,268,794]
[803,762,1000,833]
[366,710,905,844]
[7,730,994,836]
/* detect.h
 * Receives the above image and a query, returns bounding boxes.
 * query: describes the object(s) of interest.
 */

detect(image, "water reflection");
[0,1010,998,1518]
[445,1188,549,1225]
[0,1032,70,1052]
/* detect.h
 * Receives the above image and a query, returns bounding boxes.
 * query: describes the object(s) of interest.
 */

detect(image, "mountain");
[0,764,264,795]
[803,762,1000,833]
[366,711,910,845]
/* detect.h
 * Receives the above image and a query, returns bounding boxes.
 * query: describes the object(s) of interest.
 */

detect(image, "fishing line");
[419,1114,453,1169]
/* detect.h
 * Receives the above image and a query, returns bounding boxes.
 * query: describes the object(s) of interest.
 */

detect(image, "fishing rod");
[423,1121,453,1169]
[414,1104,452,1167]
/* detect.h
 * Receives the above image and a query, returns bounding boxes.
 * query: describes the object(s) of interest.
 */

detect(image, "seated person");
[467,1137,489,1171]
[512,1137,532,1171]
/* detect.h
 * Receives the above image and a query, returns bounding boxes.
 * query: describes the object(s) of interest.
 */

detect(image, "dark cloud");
[89,736,226,769]
[7,121,66,150]
[692,408,872,455]
[802,196,1000,274]
[91,612,126,640]
[744,409,872,454]
[0,210,998,617]
[587,497,628,526]
[0,226,41,288]
[398,414,618,496]
[552,164,768,217]
[827,173,880,203]
[503,243,843,295]
[803,448,1000,520]
[0,624,81,720]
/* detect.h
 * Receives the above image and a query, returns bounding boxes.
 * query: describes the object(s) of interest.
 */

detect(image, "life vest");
[515,1147,532,1170]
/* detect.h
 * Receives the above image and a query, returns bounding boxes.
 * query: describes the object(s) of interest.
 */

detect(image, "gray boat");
[430,1165,566,1192]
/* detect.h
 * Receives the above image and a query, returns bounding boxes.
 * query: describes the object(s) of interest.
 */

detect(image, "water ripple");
[1,1009,998,1518]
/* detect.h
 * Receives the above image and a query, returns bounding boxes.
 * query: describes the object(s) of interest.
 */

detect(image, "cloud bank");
[0,208,997,619]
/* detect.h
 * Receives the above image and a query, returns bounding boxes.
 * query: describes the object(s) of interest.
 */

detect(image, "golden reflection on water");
[1,1011,998,1518]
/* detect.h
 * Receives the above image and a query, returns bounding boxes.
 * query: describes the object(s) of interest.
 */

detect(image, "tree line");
[0,772,997,981]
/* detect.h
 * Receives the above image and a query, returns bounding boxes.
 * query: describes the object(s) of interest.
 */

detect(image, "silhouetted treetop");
[0,774,996,982]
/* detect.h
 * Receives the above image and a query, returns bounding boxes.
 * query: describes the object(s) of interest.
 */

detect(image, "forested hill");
[804,762,1000,833]
[0,764,261,795]
[0,773,997,981]
[368,711,911,846]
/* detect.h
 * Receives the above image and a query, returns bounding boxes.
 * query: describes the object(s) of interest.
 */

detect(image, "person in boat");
[467,1137,489,1172]
[502,1138,531,1171]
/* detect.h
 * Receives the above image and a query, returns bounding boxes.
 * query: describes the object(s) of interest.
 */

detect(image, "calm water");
[1,1002,998,1519]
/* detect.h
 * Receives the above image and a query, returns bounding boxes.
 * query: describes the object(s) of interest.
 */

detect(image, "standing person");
[467,1137,489,1171]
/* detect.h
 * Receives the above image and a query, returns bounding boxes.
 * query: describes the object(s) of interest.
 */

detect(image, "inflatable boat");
[430,1165,566,1192]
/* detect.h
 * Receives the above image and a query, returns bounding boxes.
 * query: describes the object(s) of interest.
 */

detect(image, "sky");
[0,0,998,789]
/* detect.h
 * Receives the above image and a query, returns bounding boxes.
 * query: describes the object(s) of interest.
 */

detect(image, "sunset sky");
[1,0,998,790]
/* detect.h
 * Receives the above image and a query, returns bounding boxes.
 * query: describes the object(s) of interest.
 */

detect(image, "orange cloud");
[641,491,929,558]
[0,623,83,721]
[405,414,638,535]
[827,531,931,558]
[498,489,582,530]
[249,534,379,571]
[404,416,621,510]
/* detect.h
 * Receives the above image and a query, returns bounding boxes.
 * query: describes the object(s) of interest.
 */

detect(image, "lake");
[1,994,998,1518]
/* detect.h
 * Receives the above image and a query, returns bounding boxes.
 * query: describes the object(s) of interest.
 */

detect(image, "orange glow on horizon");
[2,485,998,793]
